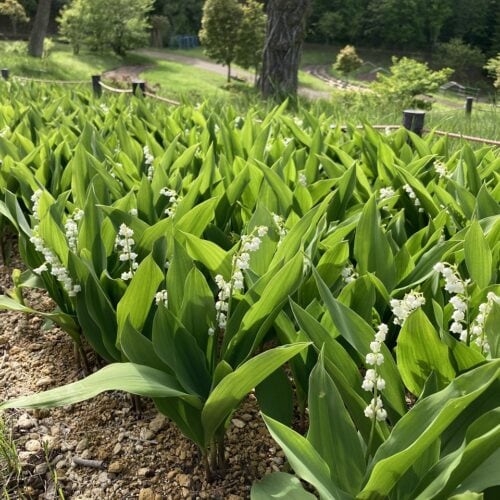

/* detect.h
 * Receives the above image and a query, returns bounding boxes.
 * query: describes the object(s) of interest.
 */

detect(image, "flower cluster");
[272,213,287,245]
[298,173,307,187]
[470,292,499,354]
[31,189,42,217]
[379,187,395,200]
[29,190,81,297]
[214,226,268,330]
[155,289,168,307]
[64,208,84,253]
[363,323,388,421]
[433,262,470,340]
[403,184,424,213]
[390,291,425,326]
[115,223,138,281]
[434,160,448,179]
[341,264,358,284]
[30,233,81,297]
[160,188,180,217]
[143,146,154,182]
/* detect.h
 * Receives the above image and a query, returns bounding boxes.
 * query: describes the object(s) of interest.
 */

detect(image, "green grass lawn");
[140,59,229,100]
[0,41,151,80]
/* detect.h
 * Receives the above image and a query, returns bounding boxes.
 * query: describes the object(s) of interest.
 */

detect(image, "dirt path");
[134,49,332,100]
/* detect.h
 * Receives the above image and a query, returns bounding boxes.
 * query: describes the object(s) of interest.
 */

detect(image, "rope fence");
[98,80,133,94]
[0,69,497,146]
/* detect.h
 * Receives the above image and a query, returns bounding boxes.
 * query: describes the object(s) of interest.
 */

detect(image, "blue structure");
[169,35,199,49]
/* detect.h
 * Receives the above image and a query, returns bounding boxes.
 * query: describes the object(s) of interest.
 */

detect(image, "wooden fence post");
[465,96,474,115]
[1,69,9,80]
[132,81,145,96]
[91,75,102,97]
[402,110,426,136]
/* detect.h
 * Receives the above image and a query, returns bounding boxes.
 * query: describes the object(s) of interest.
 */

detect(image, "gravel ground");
[0,242,285,499]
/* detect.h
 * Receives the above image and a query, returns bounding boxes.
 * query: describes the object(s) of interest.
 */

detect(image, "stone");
[177,473,190,487]
[25,439,41,452]
[138,488,156,500]
[34,463,49,475]
[97,471,109,485]
[76,437,89,453]
[148,414,167,434]
[17,413,36,430]
[108,460,124,474]
[232,418,245,429]
[36,377,53,388]
[140,428,155,441]
[137,467,152,477]
[112,443,122,455]
[41,435,56,449]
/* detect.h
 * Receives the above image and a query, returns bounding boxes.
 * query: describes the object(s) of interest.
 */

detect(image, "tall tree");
[259,0,311,99]
[199,0,243,82]
[235,0,267,80]
[28,0,52,57]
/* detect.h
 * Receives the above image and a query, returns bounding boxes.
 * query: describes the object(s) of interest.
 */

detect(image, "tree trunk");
[28,0,52,58]
[259,0,311,99]
[227,62,231,83]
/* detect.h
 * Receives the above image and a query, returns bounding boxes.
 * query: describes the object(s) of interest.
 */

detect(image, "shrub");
[333,45,363,80]
[435,38,485,81]
[372,57,453,107]
[484,54,500,88]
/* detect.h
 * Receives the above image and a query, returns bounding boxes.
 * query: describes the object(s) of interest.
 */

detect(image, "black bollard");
[1,69,9,80]
[132,80,146,96]
[465,96,474,115]
[91,75,102,97]
[402,110,426,136]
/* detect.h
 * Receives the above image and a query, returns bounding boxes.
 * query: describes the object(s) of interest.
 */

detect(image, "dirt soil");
[0,243,285,499]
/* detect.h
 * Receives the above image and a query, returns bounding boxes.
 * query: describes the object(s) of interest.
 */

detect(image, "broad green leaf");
[0,363,201,410]
[359,360,500,499]
[354,195,396,290]
[464,221,492,289]
[314,269,406,418]
[397,309,456,396]
[202,343,310,444]
[116,254,163,343]
[308,351,365,493]
[262,414,349,500]
[251,472,317,500]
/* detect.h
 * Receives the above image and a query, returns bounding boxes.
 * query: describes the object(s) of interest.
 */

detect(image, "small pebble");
[25,439,41,452]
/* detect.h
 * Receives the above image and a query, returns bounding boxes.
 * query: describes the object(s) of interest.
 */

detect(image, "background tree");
[57,0,84,54]
[485,54,500,88]
[0,0,29,35]
[435,38,485,82]
[234,0,267,80]
[333,45,363,82]
[27,0,52,57]
[57,0,153,55]
[151,15,170,48]
[259,0,311,99]
[371,57,453,106]
[199,0,243,82]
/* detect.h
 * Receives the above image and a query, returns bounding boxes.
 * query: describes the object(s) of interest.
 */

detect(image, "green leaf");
[262,414,348,500]
[202,343,310,445]
[464,221,492,289]
[314,269,406,418]
[354,195,396,290]
[0,363,201,410]
[308,351,365,494]
[396,309,456,396]
[255,367,294,426]
[359,360,500,499]
[116,254,164,343]
[251,472,317,500]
